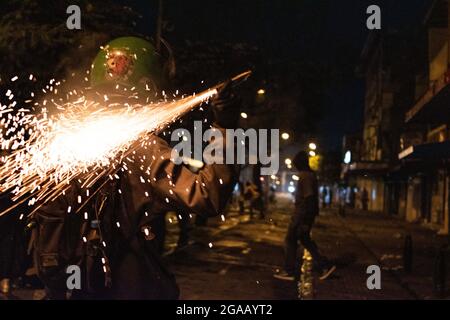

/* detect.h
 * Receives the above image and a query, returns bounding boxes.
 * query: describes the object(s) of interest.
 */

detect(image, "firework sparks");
[0,87,216,216]
[0,70,251,217]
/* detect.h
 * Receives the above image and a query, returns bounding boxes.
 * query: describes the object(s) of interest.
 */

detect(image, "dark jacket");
[33,127,238,299]
[294,170,319,219]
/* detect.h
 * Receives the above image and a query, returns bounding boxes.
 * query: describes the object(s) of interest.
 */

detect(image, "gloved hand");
[209,80,240,128]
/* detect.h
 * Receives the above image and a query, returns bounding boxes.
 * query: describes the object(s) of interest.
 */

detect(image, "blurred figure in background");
[237,182,245,215]
[361,187,369,211]
[244,182,264,219]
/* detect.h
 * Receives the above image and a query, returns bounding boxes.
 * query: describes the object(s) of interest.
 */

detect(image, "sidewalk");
[314,207,449,299]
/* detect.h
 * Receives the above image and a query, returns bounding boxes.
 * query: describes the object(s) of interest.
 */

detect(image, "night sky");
[131,0,432,150]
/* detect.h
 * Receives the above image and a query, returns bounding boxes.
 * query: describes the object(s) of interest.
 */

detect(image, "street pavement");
[167,194,450,300]
[4,193,450,300]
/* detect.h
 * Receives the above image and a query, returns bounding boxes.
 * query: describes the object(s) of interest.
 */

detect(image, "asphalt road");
[4,193,448,300]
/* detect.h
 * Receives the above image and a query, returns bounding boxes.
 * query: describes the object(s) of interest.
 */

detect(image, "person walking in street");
[274,151,336,281]
[361,187,369,211]
[237,182,245,215]
[244,182,264,219]
[321,186,328,209]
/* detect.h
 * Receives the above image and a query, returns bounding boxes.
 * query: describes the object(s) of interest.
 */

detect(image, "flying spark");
[0,70,251,217]
[0,86,217,216]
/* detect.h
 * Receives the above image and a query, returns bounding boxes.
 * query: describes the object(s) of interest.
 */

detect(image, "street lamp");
[308,142,317,150]
[344,150,352,164]
[281,132,290,140]
[240,112,248,119]
[257,88,265,95]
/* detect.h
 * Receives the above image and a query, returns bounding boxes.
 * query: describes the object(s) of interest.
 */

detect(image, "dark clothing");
[176,212,190,247]
[0,195,28,281]
[284,169,326,275]
[34,128,238,299]
[361,189,369,211]
[294,171,319,218]
[284,212,327,274]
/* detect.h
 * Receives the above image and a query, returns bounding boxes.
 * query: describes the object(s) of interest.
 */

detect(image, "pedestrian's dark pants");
[238,200,244,215]
[284,213,328,275]
[177,212,190,247]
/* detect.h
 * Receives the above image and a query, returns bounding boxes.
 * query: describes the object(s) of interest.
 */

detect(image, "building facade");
[398,0,450,235]
[343,0,450,236]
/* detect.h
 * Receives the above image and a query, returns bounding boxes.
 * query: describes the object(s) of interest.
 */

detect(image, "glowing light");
[0,70,251,217]
[308,142,317,150]
[257,89,265,95]
[344,150,352,164]
[285,158,292,165]
[240,112,248,119]
[0,86,217,216]
[309,150,316,157]
[288,186,296,193]
[281,133,289,140]
[292,174,299,181]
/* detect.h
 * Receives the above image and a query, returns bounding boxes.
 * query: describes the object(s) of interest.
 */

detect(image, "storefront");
[398,141,450,234]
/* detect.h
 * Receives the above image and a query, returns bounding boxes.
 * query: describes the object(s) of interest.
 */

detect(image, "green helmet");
[90,37,163,91]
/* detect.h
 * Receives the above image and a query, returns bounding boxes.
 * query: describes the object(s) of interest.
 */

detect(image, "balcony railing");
[405,68,450,123]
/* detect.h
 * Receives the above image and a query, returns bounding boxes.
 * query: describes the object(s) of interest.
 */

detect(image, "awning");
[341,161,389,178]
[398,141,450,160]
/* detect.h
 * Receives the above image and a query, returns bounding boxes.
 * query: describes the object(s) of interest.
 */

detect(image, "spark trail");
[0,70,251,216]
[0,88,218,216]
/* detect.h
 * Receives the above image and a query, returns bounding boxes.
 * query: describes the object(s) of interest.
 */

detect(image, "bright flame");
[0,88,217,216]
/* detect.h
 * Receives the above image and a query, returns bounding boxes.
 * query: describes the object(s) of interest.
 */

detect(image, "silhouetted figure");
[274,151,336,281]
[361,187,369,211]
[244,182,264,219]
[237,182,245,215]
